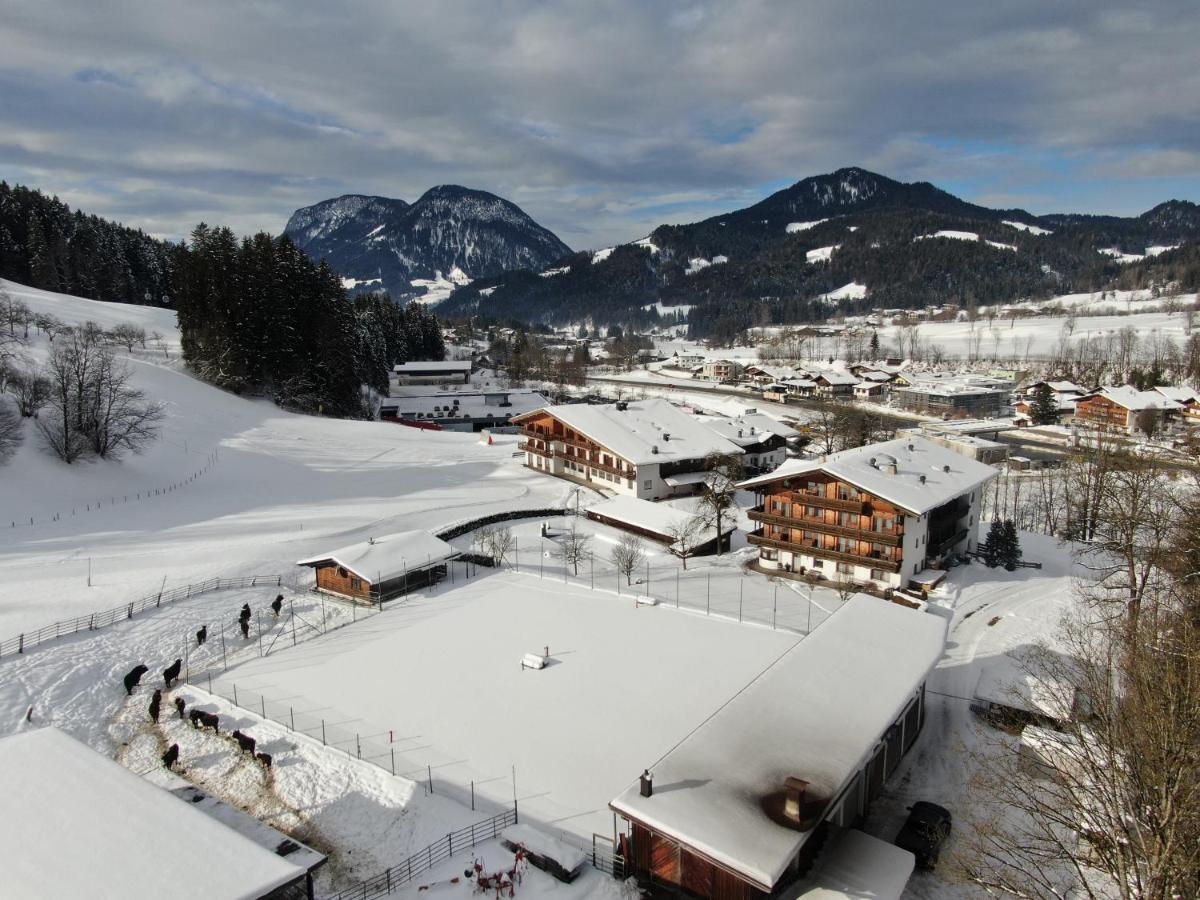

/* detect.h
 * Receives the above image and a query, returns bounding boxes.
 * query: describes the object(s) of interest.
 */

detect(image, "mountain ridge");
[284,185,571,299]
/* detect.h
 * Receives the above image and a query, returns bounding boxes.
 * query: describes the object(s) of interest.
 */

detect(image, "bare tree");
[961,608,1200,899]
[611,533,646,585]
[84,352,165,458]
[108,323,146,353]
[0,396,21,461]
[150,331,168,359]
[0,290,30,337]
[666,515,704,569]
[6,367,51,417]
[474,525,515,567]
[697,452,744,556]
[557,525,591,576]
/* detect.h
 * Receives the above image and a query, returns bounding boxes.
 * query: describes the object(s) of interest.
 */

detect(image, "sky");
[1,1,1197,251]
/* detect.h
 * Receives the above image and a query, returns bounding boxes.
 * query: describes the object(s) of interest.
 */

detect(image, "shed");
[586,496,733,556]
[0,727,317,900]
[297,530,458,602]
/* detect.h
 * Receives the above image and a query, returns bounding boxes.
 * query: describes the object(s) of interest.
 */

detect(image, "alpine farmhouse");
[739,437,997,590]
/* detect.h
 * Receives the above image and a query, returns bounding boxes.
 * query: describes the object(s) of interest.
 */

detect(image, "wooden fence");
[0,574,283,659]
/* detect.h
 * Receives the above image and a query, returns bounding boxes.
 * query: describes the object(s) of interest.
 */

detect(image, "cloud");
[0,0,1196,250]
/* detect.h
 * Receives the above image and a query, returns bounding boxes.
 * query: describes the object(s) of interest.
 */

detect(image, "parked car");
[894,801,952,870]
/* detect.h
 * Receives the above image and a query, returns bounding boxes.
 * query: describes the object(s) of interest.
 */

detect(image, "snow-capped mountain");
[284,185,571,299]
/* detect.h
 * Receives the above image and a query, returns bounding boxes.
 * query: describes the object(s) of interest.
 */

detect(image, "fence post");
[391,748,395,775]
[220,632,227,670]
[471,781,475,810]
[290,707,295,731]
[357,733,361,758]
[290,600,297,646]
[322,719,326,745]
[257,612,264,657]
[262,695,267,718]
[233,684,238,706]
[428,764,433,794]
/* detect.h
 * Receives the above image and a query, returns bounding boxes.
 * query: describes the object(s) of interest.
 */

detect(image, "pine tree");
[1030,383,1060,425]
[981,520,1004,567]
[1000,520,1022,571]
[869,330,880,358]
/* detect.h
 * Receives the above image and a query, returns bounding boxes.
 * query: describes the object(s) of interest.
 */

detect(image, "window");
[350,576,362,590]
[644,480,651,489]
[836,562,854,575]
[811,559,824,569]
[761,548,778,561]
[805,505,819,517]
[870,568,888,581]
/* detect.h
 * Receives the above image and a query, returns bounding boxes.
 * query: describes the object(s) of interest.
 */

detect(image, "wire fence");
[8,448,221,529]
[0,574,282,659]
[326,808,519,900]
[498,532,837,637]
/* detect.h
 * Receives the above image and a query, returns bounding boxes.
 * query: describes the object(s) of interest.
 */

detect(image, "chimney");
[919,474,927,484]
[652,445,659,455]
[663,433,671,442]
[640,770,653,798]
[943,464,951,473]
[783,777,809,824]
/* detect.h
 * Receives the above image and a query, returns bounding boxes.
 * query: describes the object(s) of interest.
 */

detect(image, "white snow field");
[0,281,569,638]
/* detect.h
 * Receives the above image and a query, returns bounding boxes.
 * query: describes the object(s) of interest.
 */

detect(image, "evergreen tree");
[999,520,1022,571]
[1030,383,1060,425]
[981,520,1004,567]
[869,330,880,358]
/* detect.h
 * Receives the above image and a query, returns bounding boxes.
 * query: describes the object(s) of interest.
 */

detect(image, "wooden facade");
[629,823,762,900]
[1073,393,1132,431]
[519,411,637,489]
[314,564,373,600]
[747,472,906,578]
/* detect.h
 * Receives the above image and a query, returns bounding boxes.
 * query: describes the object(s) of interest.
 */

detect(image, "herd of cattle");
[121,594,286,776]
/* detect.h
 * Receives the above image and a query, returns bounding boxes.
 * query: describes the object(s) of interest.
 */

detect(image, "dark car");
[894,801,952,870]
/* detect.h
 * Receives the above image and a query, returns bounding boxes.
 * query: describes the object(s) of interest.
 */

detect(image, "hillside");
[285,185,572,300]
[438,168,1200,340]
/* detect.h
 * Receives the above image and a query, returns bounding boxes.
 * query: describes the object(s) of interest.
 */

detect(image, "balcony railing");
[747,507,903,547]
[927,527,969,558]
[748,529,902,573]
[519,440,633,479]
[783,492,870,515]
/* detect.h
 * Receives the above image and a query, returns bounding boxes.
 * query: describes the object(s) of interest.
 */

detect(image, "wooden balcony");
[747,507,902,547]
[519,440,633,479]
[748,529,902,573]
[785,492,870,515]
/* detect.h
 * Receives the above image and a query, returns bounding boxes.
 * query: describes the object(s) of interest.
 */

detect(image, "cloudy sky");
[1,1,1197,249]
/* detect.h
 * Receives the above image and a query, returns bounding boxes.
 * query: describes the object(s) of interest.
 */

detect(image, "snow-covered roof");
[514,399,744,466]
[588,495,732,544]
[297,530,457,582]
[814,370,859,386]
[0,728,306,900]
[738,436,997,515]
[392,360,472,373]
[1033,380,1085,395]
[700,413,801,446]
[1086,385,1182,411]
[609,595,947,891]
[1154,385,1199,404]
[793,828,915,900]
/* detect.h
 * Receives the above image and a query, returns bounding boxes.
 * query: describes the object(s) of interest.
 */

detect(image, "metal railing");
[0,575,283,659]
[328,808,518,900]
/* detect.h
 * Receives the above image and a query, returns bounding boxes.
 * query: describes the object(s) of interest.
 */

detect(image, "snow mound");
[825,281,868,301]
[805,245,839,263]
[916,230,979,243]
[786,220,827,233]
[1002,220,1052,235]
[591,247,614,264]
[1099,247,1144,264]
[633,237,660,254]
[685,255,728,275]
[1146,244,1179,257]
[410,266,471,304]
[341,276,383,290]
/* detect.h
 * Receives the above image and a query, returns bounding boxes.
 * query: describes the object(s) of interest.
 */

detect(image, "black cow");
[162,744,179,769]
[199,711,219,733]
[271,594,283,617]
[232,730,256,756]
[256,752,272,770]
[163,658,182,688]
[148,689,162,723]
[238,617,249,639]
[239,603,251,622]
[174,696,187,719]
[123,664,149,695]
[196,625,207,646]
[189,709,203,728]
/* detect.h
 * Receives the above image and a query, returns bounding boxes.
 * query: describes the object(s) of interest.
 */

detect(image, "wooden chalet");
[1074,386,1182,434]
[739,437,996,591]
[297,530,457,602]
[513,399,743,500]
[610,595,947,900]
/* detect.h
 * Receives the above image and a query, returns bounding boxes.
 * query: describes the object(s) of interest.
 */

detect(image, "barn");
[0,727,324,899]
[609,594,947,900]
[297,530,458,603]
